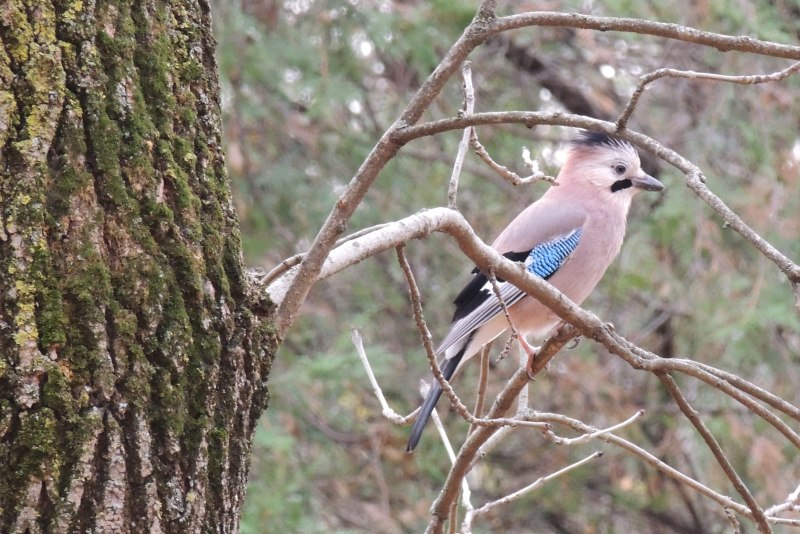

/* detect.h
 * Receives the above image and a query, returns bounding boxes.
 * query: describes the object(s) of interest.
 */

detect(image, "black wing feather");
[451,251,528,322]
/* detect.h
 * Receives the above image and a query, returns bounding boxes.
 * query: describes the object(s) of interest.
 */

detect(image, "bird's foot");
[519,337,540,379]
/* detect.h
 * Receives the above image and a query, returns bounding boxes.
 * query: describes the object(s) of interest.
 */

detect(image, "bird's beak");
[632,173,664,192]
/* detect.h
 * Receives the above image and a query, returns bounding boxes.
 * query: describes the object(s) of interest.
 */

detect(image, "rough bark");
[0,1,275,532]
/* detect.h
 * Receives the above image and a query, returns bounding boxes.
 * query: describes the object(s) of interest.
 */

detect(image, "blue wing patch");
[525,228,582,279]
[438,227,583,354]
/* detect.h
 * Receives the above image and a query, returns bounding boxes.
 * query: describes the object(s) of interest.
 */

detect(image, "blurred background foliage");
[212,1,800,531]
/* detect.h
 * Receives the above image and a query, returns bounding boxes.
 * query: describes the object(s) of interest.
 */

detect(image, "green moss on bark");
[41,367,77,419]
[5,408,59,504]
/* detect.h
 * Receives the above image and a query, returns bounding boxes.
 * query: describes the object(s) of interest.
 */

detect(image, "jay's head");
[557,132,664,202]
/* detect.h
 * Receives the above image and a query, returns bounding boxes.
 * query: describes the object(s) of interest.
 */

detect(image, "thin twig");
[426,383,472,510]
[658,373,771,533]
[427,383,458,464]
[352,328,419,425]
[794,282,800,314]
[486,270,515,329]
[463,451,602,529]
[423,381,472,534]
[725,507,742,533]
[486,268,521,365]
[496,331,518,363]
[470,130,556,185]
[768,518,800,526]
[765,482,800,517]
[447,501,458,534]
[467,346,492,440]
[448,61,475,208]
[616,62,800,129]
[260,253,305,287]
[544,410,645,446]
[522,411,753,517]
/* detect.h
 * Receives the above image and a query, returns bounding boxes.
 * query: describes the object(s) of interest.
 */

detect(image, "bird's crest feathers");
[571,131,634,152]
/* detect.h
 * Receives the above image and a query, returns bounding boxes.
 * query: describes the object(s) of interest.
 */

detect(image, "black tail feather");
[406,353,463,453]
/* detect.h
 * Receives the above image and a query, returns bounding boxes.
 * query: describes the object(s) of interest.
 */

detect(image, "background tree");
[0,2,273,532]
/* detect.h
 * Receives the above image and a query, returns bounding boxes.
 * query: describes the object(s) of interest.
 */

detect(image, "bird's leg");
[518,336,540,379]
[524,322,573,378]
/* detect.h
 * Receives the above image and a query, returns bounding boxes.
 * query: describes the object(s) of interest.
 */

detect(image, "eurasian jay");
[406,132,664,452]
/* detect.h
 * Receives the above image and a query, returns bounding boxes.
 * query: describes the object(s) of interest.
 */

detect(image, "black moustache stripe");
[611,178,632,192]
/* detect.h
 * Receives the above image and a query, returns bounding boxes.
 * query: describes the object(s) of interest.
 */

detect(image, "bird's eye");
[613,164,627,175]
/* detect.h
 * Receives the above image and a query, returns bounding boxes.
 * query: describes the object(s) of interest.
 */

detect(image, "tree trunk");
[0,1,275,532]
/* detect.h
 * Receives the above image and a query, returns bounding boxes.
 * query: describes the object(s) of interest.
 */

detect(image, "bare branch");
[616,62,800,130]
[469,324,575,469]
[260,223,391,287]
[795,282,800,314]
[516,344,529,413]
[266,208,463,305]
[292,208,796,532]
[726,508,743,534]
[259,253,304,287]
[658,374,771,533]
[683,171,800,287]
[425,383,459,466]
[492,13,800,60]
[469,407,800,528]
[448,61,475,208]
[462,407,778,531]
[426,390,473,515]
[486,268,519,344]
[447,501,458,534]
[256,6,800,531]
[651,359,800,446]
[769,518,800,526]
[268,208,799,441]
